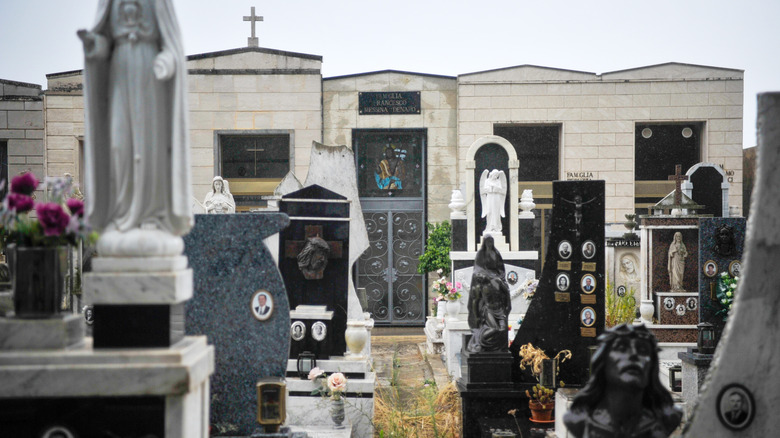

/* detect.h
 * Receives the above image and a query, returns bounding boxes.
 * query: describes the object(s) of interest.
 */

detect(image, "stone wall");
[43,48,323,199]
[0,78,45,182]
[323,71,458,223]
[44,72,84,184]
[457,63,744,223]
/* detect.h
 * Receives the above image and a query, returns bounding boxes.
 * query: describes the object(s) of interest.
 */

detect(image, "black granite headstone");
[690,165,727,217]
[279,185,350,358]
[184,213,290,436]
[510,180,605,387]
[698,217,746,343]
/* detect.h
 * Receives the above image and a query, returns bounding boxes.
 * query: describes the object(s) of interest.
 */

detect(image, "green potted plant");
[417,221,452,277]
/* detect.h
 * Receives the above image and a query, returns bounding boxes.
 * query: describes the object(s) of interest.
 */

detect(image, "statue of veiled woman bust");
[466,235,511,353]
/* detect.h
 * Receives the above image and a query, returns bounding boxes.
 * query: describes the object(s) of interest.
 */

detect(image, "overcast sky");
[2,0,778,148]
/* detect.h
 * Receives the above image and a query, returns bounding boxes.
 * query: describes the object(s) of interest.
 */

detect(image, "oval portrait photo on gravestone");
[729,260,742,278]
[558,240,573,260]
[704,260,718,278]
[507,270,519,285]
[581,240,596,260]
[251,290,274,321]
[290,321,306,341]
[312,321,327,341]
[556,272,570,291]
[581,307,596,327]
[616,285,627,297]
[580,274,596,294]
[717,384,755,431]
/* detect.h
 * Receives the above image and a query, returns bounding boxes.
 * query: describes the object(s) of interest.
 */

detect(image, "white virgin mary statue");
[204,176,236,214]
[79,0,192,257]
[479,169,507,235]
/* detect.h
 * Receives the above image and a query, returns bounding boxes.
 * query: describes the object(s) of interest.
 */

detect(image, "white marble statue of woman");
[79,0,192,258]
[203,176,236,214]
[668,232,688,291]
[479,169,507,234]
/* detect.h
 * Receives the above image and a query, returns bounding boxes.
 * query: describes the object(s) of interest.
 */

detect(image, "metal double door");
[357,202,425,325]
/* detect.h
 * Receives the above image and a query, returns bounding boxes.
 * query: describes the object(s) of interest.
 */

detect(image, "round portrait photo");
[507,271,519,285]
[703,260,718,278]
[663,297,675,310]
[729,260,742,278]
[312,321,327,341]
[290,321,306,341]
[580,274,596,294]
[616,285,627,297]
[251,290,274,321]
[581,307,596,327]
[82,305,94,326]
[558,240,572,260]
[717,384,755,431]
[581,240,596,260]
[556,273,570,291]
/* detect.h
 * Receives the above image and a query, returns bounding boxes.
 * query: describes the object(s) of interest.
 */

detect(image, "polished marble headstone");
[510,180,605,386]
[279,185,350,357]
[184,213,290,436]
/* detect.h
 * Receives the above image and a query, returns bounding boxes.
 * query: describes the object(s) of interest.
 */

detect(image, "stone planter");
[345,320,368,358]
[9,245,68,318]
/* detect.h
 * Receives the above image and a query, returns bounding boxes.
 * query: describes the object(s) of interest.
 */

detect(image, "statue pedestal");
[460,347,514,385]
[480,232,510,253]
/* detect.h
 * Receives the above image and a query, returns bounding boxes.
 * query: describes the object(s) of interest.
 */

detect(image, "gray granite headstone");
[184,213,290,436]
[698,217,746,342]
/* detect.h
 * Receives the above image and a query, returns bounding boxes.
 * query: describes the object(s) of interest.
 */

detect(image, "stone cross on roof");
[243,7,263,47]
[668,164,689,206]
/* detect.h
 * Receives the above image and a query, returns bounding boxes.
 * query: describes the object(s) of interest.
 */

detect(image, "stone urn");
[345,320,368,358]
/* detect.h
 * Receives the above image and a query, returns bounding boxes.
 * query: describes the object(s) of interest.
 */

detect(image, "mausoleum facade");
[13,46,745,229]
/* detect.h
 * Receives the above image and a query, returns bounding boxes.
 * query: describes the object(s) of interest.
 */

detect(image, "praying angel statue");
[479,169,507,235]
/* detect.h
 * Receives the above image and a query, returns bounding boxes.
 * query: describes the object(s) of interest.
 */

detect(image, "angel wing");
[497,170,507,218]
[479,169,489,218]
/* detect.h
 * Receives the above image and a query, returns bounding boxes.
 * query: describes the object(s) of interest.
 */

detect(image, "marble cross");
[668,164,689,205]
[243,7,263,47]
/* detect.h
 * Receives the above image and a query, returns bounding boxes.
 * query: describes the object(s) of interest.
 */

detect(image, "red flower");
[6,193,34,213]
[66,198,85,217]
[35,202,70,236]
[10,172,39,195]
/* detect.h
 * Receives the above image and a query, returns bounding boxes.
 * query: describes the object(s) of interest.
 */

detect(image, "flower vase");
[437,300,447,319]
[330,398,346,427]
[345,320,367,358]
[9,244,68,318]
[445,299,460,320]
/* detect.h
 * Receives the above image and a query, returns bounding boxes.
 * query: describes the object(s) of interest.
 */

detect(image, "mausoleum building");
[3,45,743,326]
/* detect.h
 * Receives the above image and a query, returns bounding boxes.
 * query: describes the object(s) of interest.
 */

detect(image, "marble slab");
[84,269,193,304]
[0,313,84,350]
[0,336,214,397]
[92,255,189,272]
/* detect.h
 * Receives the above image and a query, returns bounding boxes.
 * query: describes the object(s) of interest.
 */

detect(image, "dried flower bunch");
[308,367,347,401]
[518,343,572,377]
[0,172,95,247]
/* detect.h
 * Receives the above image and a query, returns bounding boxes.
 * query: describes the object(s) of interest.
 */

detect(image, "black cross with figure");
[243,7,263,47]
[668,164,689,206]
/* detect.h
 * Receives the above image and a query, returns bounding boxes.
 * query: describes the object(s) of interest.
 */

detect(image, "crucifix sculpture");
[243,7,263,47]
[668,164,689,206]
[284,225,343,280]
